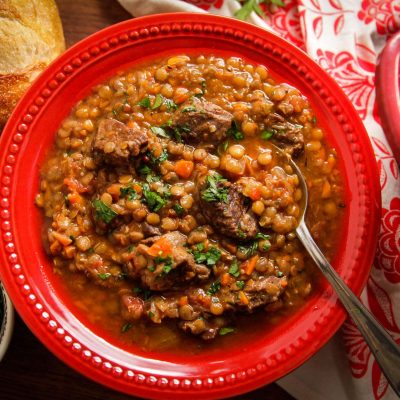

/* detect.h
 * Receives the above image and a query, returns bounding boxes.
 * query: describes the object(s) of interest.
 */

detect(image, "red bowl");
[0,13,381,399]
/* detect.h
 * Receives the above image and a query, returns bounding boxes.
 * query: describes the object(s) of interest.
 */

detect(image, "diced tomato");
[64,177,88,193]
[146,237,173,257]
[174,160,194,179]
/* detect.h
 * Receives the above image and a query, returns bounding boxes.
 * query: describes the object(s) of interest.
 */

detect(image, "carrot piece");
[67,192,83,205]
[244,255,259,275]
[126,121,135,128]
[221,273,231,286]
[146,237,173,257]
[174,160,194,179]
[178,296,188,306]
[52,231,73,246]
[280,279,288,288]
[239,291,249,305]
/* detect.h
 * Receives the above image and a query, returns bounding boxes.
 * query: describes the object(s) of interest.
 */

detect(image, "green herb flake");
[238,241,258,258]
[92,199,118,224]
[142,188,167,212]
[193,246,221,267]
[173,203,185,215]
[150,126,170,138]
[164,99,178,112]
[121,323,133,333]
[222,140,229,152]
[138,96,151,108]
[207,280,221,295]
[151,93,164,110]
[312,116,317,124]
[236,280,245,290]
[120,186,137,201]
[229,259,241,278]
[148,311,155,318]
[201,173,229,203]
[182,106,197,113]
[194,80,207,98]
[277,271,284,277]
[255,232,270,240]
[98,273,111,280]
[127,245,135,253]
[227,120,244,140]
[219,327,235,336]
[261,130,275,140]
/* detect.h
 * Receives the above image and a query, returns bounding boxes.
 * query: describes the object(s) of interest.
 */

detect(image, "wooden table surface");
[0,1,296,399]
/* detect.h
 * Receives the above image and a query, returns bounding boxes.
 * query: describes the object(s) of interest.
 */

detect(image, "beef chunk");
[141,222,161,238]
[172,97,233,145]
[92,118,148,167]
[179,316,231,340]
[199,174,258,240]
[238,276,286,311]
[264,112,304,157]
[131,232,210,291]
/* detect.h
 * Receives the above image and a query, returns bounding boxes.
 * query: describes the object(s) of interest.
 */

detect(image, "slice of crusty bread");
[0,0,65,130]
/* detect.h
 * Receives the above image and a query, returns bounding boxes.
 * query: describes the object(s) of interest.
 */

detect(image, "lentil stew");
[36,54,345,351]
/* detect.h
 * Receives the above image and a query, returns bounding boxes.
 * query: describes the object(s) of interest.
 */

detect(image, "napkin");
[117,1,400,399]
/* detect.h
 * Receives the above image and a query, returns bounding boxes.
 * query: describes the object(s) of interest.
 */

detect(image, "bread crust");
[0,0,65,130]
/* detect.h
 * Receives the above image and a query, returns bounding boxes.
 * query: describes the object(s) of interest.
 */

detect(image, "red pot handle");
[376,32,400,163]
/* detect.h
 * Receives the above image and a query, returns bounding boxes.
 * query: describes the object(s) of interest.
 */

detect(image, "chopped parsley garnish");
[149,149,169,164]
[98,273,111,280]
[194,80,207,98]
[92,199,118,224]
[148,265,156,272]
[151,93,164,110]
[219,327,235,336]
[182,105,197,113]
[238,241,259,258]
[192,245,221,267]
[201,173,229,203]
[150,126,170,138]
[138,165,161,183]
[154,255,174,275]
[222,140,229,152]
[277,271,284,278]
[312,116,317,124]
[261,129,275,140]
[164,99,178,112]
[228,259,240,278]
[137,96,151,108]
[236,280,245,290]
[227,120,244,140]
[255,232,270,240]
[207,280,221,295]
[173,203,185,215]
[120,186,137,201]
[127,245,135,253]
[121,323,133,333]
[148,311,155,318]
[142,186,167,212]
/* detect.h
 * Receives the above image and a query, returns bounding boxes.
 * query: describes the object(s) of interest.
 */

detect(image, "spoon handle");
[296,222,400,396]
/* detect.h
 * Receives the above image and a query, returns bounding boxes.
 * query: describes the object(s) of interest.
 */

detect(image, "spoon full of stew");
[278,146,400,396]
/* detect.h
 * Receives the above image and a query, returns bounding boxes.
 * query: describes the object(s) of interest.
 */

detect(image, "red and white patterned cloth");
[118,1,400,398]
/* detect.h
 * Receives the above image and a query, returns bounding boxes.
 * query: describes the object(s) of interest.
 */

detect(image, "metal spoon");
[285,150,400,396]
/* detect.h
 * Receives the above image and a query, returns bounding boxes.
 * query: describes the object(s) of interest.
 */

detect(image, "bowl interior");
[0,14,380,399]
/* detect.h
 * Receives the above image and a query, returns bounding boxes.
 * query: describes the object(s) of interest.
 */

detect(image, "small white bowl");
[0,282,14,362]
